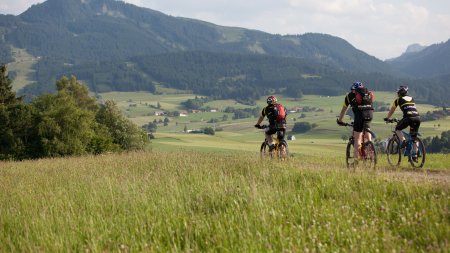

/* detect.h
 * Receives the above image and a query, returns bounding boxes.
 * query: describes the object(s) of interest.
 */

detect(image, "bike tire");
[346,141,355,169]
[363,141,377,169]
[386,137,401,167]
[409,138,426,168]
[277,140,289,160]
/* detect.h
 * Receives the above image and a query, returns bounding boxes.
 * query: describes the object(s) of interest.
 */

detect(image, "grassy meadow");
[0,151,449,252]
[2,90,449,251]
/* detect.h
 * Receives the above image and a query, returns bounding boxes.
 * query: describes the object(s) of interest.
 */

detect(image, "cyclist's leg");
[362,110,373,142]
[363,121,373,142]
[409,117,421,155]
[265,127,277,151]
[353,112,365,159]
[395,118,409,145]
[276,128,286,142]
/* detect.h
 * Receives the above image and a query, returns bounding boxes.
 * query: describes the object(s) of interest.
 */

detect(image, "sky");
[1,0,450,60]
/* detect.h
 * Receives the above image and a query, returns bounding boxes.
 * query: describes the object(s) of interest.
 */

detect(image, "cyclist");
[254,95,287,153]
[337,82,374,159]
[384,85,421,157]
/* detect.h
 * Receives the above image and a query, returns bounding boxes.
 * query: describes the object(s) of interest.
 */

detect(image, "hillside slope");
[387,39,450,78]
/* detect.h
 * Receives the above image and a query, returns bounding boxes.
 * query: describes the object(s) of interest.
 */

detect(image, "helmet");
[350,82,364,91]
[267,95,277,105]
[397,85,408,96]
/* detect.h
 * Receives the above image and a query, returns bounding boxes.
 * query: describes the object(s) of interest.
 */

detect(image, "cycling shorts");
[265,126,286,141]
[396,116,421,136]
[353,110,372,132]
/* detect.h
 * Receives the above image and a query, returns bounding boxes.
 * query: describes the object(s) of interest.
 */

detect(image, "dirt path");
[376,168,450,187]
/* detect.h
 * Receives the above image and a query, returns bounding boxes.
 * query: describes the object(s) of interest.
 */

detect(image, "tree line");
[0,65,147,160]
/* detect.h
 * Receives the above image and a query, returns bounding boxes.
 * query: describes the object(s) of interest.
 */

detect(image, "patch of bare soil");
[377,168,450,187]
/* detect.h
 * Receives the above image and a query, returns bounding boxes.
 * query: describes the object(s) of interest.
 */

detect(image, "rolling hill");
[0,0,448,105]
[387,39,450,78]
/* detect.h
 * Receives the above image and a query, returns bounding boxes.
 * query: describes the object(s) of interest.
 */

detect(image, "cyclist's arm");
[256,108,265,125]
[338,95,350,122]
[385,100,398,119]
[337,105,348,122]
[255,115,264,125]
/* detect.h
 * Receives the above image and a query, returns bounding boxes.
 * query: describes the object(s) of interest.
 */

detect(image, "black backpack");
[354,87,373,110]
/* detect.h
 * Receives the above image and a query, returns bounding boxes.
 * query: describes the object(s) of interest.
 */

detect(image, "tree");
[292,122,317,133]
[0,64,35,160]
[96,100,148,150]
[0,65,18,105]
[31,93,97,157]
[56,75,98,111]
[204,127,215,135]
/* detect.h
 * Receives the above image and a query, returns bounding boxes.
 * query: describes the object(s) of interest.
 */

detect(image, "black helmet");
[397,85,408,97]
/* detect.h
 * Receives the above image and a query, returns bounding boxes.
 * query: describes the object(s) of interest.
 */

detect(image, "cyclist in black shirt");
[254,95,287,152]
[337,82,374,159]
[384,85,421,147]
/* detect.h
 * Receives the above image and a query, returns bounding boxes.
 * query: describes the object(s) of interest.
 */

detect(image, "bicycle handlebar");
[384,118,399,124]
[338,121,353,127]
[255,124,268,129]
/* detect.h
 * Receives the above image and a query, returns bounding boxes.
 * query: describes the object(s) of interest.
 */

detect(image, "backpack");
[273,104,286,123]
[355,87,374,110]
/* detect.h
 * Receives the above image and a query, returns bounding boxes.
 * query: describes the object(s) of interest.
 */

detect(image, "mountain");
[405,44,427,54]
[1,0,393,72]
[0,0,448,106]
[387,39,450,78]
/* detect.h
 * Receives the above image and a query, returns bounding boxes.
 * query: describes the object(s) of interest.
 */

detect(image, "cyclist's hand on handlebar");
[383,117,389,122]
[254,124,261,129]
[336,119,345,126]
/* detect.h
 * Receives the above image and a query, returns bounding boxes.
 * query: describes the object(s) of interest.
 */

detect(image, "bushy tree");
[204,127,215,135]
[0,73,146,160]
[96,100,148,150]
[32,93,97,157]
[0,65,18,105]
[0,65,35,160]
[292,122,318,133]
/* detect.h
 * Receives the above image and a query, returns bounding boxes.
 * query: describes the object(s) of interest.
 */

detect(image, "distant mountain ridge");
[0,0,448,106]
[1,0,392,71]
[405,44,427,54]
[387,40,450,78]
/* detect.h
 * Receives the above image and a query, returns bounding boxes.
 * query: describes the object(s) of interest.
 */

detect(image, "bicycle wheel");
[362,141,377,169]
[260,141,270,159]
[277,140,289,160]
[346,141,355,169]
[409,138,426,168]
[386,137,401,167]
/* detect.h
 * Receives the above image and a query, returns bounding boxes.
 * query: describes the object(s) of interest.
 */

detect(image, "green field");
[0,151,448,252]
[1,90,448,251]
[7,47,38,92]
[100,91,449,154]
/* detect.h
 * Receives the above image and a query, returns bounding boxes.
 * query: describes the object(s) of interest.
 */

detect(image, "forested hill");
[1,0,393,73]
[387,39,450,78]
[23,51,447,106]
[0,0,448,105]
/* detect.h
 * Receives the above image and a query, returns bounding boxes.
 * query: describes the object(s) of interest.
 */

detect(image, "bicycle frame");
[385,118,426,168]
[258,125,288,160]
[340,122,377,169]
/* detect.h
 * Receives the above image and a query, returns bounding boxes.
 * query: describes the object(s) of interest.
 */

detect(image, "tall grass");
[0,151,448,252]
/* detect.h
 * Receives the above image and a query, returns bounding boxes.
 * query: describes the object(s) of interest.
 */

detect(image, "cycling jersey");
[392,96,420,118]
[261,104,286,128]
[343,91,373,132]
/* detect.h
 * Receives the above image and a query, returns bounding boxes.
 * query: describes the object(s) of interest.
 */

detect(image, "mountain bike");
[256,125,289,160]
[338,121,377,169]
[384,118,426,168]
